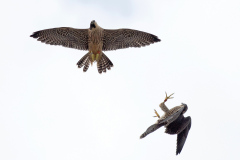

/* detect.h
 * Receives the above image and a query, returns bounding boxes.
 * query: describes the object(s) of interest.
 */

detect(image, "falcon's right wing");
[30,27,89,50]
[176,117,191,155]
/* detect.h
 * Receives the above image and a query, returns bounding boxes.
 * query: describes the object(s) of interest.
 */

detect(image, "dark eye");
[90,23,96,28]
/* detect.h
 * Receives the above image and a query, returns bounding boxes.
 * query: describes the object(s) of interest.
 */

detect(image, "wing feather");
[140,121,166,139]
[165,115,191,135]
[30,27,89,50]
[102,29,160,51]
[176,117,191,155]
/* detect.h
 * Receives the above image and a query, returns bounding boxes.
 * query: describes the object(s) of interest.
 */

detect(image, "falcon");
[30,20,160,73]
[140,93,191,155]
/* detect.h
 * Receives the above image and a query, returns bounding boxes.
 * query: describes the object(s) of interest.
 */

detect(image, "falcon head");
[90,20,97,30]
[181,103,188,114]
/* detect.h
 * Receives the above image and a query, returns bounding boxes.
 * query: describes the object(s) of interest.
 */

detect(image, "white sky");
[1,0,240,159]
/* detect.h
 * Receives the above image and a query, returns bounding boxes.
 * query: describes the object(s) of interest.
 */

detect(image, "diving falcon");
[140,93,192,155]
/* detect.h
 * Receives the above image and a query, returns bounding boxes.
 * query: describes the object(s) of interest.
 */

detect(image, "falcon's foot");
[164,92,174,102]
[153,109,160,118]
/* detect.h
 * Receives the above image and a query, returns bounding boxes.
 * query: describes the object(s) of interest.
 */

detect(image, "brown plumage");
[30,20,160,73]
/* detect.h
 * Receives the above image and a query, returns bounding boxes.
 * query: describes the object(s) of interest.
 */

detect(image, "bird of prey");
[140,93,191,155]
[30,20,160,73]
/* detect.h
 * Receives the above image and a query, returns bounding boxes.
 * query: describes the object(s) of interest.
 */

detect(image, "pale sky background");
[0,0,240,159]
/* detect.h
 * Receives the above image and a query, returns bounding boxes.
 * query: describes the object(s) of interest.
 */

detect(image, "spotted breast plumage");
[30,20,160,73]
[140,93,191,155]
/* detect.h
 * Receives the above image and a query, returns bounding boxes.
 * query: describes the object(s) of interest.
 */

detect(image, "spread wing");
[30,27,89,50]
[165,115,191,135]
[102,29,160,51]
[140,107,185,139]
[165,115,183,135]
[176,116,191,155]
[140,122,166,139]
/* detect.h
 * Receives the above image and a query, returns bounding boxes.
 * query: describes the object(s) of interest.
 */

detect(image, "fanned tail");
[97,52,113,74]
[77,53,90,72]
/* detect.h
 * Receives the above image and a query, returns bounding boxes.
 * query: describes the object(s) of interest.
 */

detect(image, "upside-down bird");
[140,93,191,155]
[30,20,160,73]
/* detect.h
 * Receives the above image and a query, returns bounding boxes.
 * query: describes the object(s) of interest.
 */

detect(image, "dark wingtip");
[176,150,181,155]
[140,133,145,139]
[155,36,161,42]
[30,31,40,38]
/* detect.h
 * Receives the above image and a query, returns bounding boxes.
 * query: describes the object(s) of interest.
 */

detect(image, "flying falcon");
[140,93,191,155]
[30,20,160,73]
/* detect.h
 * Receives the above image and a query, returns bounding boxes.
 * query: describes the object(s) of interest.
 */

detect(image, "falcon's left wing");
[140,121,166,139]
[102,29,160,51]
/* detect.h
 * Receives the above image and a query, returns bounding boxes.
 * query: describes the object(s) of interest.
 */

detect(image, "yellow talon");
[164,92,174,102]
[153,109,160,118]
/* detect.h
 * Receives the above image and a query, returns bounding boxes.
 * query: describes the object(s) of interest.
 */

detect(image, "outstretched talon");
[164,92,174,102]
[153,109,160,118]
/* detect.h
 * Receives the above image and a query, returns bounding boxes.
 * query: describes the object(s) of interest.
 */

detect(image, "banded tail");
[97,52,113,74]
[77,52,90,72]
[76,52,113,73]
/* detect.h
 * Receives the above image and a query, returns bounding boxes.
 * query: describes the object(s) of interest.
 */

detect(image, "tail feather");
[77,53,90,72]
[83,58,90,72]
[97,52,113,74]
[102,54,113,70]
